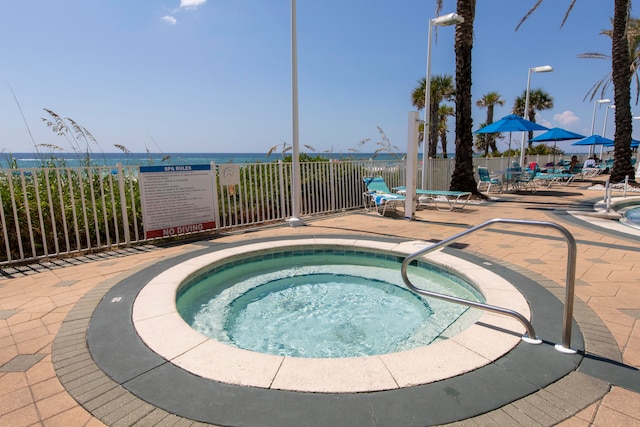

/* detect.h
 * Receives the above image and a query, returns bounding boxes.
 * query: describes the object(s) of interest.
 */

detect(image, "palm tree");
[411,75,455,158]
[446,0,478,193]
[518,0,635,182]
[438,104,455,158]
[513,88,554,147]
[411,77,428,149]
[578,17,640,105]
[475,92,505,156]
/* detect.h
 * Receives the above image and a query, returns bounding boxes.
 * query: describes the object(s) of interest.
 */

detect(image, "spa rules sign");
[139,165,217,239]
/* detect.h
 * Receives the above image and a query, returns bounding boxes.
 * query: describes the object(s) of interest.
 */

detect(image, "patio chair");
[477,167,502,193]
[362,176,405,216]
[505,166,522,191]
[516,169,537,192]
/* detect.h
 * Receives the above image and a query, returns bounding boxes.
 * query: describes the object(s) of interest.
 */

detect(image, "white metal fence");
[1,159,412,266]
[1,154,604,266]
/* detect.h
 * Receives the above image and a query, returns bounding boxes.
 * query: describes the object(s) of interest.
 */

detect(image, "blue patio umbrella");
[571,134,614,146]
[475,114,549,164]
[603,139,640,148]
[475,114,549,134]
[529,127,584,143]
[529,127,585,166]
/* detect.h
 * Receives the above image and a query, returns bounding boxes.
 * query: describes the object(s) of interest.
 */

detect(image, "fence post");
[330,160,336,212]
[278,160,286,219]
[116,163,131,247]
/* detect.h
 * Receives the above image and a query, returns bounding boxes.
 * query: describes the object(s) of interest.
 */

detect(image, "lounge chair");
[392,186,472,211]
[535,171,576,187]
[477,167,502,193]
[363,176,405,215]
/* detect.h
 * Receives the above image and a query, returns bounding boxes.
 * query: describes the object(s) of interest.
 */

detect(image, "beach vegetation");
[0,109,144,262]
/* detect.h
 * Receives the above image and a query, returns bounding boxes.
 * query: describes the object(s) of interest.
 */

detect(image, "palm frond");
[577,52,611,60]
[560,0,577,28]
[515,0,544,31]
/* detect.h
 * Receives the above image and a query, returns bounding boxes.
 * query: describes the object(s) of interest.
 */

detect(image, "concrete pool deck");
[1,180,640,426]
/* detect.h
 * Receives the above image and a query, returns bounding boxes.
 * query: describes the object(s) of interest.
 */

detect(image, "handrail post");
[402,218,578,354]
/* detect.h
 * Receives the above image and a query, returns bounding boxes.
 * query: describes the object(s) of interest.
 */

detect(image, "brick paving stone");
[57,362,101,384]
[98,396,148,425]
[30,377,65,401]
[0,372,30,397]
[41,406,93,427]
[521,392,575,421]
[154,413,184,427]
[0,354,46,372]
[0,386,34,415]
[600,386,640,420]
[502,404,547,426]
[84,386,132,413]
[72,378,119,404]
[132,408,173,426]
[511,398,558,425]
[1,185,639,426]
[63,369,112,393]
[592,404,640,426]
[0,403,41,426]
[110,402,157,427]
[36,389,80,420]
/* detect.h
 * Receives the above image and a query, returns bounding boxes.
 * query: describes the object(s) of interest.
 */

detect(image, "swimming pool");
[176,248,483,358]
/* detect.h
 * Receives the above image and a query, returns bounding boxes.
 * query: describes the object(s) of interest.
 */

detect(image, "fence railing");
[4,155,579,266]
[1,159,411,266]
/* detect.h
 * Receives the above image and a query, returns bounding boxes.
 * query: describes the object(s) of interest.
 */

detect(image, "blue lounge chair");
[477,167,502,193]
[392,186,472,211]
[363,176,405,215]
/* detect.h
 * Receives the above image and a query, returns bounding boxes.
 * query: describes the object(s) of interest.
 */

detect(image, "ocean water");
[2,152,405,169]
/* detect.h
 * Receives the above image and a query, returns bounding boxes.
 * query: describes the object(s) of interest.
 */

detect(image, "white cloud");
[554,111,579,126]
[539,118,553,128]
[180,0,206,9]
[162,15,177,25]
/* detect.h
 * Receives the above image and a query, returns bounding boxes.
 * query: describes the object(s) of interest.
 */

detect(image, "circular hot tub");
[132,238,529,393]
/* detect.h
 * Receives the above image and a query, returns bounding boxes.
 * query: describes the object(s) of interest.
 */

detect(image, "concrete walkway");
[1,182,639,426]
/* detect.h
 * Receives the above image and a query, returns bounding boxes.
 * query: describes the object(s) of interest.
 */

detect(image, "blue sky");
[0,0,628,155]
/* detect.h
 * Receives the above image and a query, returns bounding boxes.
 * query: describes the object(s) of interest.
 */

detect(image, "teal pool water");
[177,248,484,358]
[624,206,640,227]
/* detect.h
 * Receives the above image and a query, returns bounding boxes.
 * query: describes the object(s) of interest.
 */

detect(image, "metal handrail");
[401,218,577,353]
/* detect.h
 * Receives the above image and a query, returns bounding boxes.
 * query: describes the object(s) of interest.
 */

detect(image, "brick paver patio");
[1,181,639,426]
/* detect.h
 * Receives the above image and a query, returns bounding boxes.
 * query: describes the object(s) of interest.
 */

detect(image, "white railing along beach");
[0,153,611,267]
